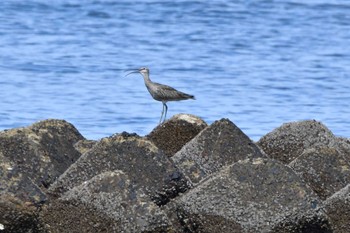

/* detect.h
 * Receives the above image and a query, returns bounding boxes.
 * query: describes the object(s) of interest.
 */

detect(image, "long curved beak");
[124,69,140,77]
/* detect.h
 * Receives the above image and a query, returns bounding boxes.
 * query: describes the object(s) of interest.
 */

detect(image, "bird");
[125,67,195,124]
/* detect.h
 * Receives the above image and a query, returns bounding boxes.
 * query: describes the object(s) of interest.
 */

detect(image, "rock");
[336,136,350,157]
[289,146,350,200]
[2,117,348,232]
[0,119,84,231]
[257,120,349,164]
[40,199,115,233]
[49,132,189,206]
[73,139,97,154]
[324,184,350,233]
[172,118,265,185]
[0,196,45,233]
[0,119,84,192]
[41,171,170,233]
[167,158,331,232]
[147,114,207,157]
[0,174,47,206]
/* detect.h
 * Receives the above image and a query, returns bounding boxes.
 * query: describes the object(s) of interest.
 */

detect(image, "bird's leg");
[163,103,168,123]
[159,103,165,125]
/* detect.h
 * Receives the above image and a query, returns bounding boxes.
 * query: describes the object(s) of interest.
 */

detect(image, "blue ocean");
[1,0,349,140]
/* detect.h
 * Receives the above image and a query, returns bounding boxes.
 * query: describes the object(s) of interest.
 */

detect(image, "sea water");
[1,0,349,141]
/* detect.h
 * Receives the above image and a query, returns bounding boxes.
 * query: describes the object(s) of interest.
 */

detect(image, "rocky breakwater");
[0,115,349,232]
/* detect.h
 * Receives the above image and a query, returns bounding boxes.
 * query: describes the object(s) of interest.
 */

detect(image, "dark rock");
[147,114,207,157]
[40,200,115,233]
[49,133,189,206]
[324,184,350,233]
[0,119,84,232]
[2,117,348,232]
[73,139,97,154]
[289,146,350,200]
[271,213,332,233]
[0,196,45,233]
[167,205,244,233]
[257,120,349,164]
[0,119,84,192]
[336,136,350,158]
[167,158,331,232]
[0,174,47,206]
[41,170,170,232]
[172,118,265,185]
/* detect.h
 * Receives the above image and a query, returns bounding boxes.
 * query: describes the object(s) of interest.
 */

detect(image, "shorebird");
[125,67,195,124]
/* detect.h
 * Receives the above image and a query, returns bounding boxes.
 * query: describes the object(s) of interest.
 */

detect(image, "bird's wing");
[151,82,193,101]
[153,82,178,91]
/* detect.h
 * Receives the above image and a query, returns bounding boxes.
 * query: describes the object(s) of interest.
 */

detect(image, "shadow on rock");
[172,118,266,185]
[324,184,350,233]
[49,132,190,206]
[0,119,84,232]
[41,170,171,232]
[290,146,350,200]
[166,158,332,232]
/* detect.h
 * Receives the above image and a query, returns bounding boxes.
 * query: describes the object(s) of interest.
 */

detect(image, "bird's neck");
[142,74,152,85]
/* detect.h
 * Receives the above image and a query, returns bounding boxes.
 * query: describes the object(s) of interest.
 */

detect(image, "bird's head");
[125,67,149,77]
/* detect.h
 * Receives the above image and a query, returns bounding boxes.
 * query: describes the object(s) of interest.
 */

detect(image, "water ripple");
[0,0,349,140]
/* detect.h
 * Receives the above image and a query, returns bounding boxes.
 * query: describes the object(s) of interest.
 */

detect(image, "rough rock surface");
[0,196,44,233]
[49,132,189,206]
[0,119,84,193]
[41,170,170,233]
[0,175,47,207]
[167,158,331,233]
[73,139,97,154]
[289,146,350,200]
[324,184,350,233]
[1,117,349,232]
[257,120,350,164]
[0,119,84,232]
[172,118,265,185]
[336,137,350,153]
[147,114,207,157]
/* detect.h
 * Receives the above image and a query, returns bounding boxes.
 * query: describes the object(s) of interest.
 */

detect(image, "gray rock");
[41,170,170,233]
[147,114,207,157]
[40,200,115,233]
[324,184,350,233]
[167,158,331,232]
[257,120,349,164]
[172,118,265,185]
[0,119,84,191]
[289,146,350,200]
[49,132,189,205]
[0,195,45,233]
[0,174,47,206]
[0,119,84,232]
[73,139,97,154]
[336,136,350,158]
